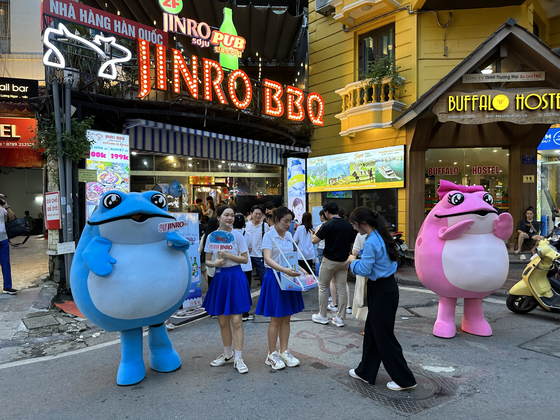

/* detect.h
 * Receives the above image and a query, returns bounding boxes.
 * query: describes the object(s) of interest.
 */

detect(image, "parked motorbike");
[507,238,560,314]
[392,232,408,268]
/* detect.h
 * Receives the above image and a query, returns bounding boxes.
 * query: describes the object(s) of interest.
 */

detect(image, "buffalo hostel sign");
[432,89,560,125]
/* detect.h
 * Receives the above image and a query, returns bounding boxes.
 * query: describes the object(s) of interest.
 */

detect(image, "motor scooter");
[507,238,560,314]
[392,232,408,268]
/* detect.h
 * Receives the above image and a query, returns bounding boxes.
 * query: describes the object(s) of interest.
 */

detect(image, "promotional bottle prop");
[219,8,239,71]
[415,180,513,338]
[70,191,192,386]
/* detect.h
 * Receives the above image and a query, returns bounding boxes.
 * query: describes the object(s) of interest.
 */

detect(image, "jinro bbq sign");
[41,0,324,126]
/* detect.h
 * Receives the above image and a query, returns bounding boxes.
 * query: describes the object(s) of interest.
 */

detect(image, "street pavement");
[1,258,559,419]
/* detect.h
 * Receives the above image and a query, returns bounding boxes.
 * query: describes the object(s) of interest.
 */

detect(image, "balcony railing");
[335,77,406,136]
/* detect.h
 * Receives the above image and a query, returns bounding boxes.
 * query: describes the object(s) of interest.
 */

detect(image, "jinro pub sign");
[41,0,324,126]
[433,89,560,125]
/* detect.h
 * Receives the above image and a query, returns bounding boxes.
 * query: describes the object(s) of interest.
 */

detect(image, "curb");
[394,274,510,298]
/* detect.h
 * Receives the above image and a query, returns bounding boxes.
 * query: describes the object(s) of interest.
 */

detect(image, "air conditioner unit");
[316,0,335,16]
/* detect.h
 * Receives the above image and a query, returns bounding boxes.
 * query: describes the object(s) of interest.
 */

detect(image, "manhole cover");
[333,369,457,415]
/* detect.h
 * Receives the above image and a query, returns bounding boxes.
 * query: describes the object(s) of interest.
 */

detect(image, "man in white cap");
[0,193,18,294]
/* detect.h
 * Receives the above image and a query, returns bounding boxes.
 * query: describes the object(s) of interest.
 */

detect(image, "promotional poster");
[287,158,306,223]
[171,212,202,310]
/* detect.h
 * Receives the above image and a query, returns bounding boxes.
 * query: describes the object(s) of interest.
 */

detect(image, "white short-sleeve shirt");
[204,229,248,268]
[262,227,295,269]
[353,233,367,254]
[245,220,270,258]
[0,207,7,242]
[293,225,315,261]
[236,229,253,272]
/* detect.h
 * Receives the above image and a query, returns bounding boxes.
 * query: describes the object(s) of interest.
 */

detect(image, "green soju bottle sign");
[159,0,183,14]
[218,8,239,71]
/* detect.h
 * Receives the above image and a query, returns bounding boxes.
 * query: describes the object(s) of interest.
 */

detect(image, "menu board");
[85,130,130,220]
[307,145,404,192]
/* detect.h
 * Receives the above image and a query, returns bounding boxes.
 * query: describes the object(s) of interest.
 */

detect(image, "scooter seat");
[540,291,560,309]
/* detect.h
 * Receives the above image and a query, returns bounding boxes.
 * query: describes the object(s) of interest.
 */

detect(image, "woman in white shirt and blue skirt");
[204,205,251,374]
[346,207,416,391]
[256,207,305,370]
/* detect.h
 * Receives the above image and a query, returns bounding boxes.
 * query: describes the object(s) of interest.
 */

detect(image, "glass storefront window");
[425,147,509,214]
[538,152,560,235]
[131,154,154,171]
[129,153,282,204]
[320,188,398,231]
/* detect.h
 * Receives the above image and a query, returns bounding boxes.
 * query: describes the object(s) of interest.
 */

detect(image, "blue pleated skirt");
[256,268,305,318]
[203,266,252,316]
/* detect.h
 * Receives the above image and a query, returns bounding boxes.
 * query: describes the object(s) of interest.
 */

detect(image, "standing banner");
[85,130,130,220]
[287,158,306,223]
[170,212,202,310]
[45,191,61,230]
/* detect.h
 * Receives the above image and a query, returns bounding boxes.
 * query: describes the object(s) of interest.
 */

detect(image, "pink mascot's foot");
[462,298,492,336]
[433,297,457,338]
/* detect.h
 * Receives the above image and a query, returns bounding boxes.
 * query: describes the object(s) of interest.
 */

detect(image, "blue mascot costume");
[70,191,192,385]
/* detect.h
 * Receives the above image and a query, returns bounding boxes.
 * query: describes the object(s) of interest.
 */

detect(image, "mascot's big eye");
[151,193,167,208]
[483,193,494,205]
[102,193,122,209]
[448,193,464,206]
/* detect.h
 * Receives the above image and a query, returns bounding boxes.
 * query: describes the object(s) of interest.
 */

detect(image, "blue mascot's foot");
[149,323,182,373]
[117,328,146,386]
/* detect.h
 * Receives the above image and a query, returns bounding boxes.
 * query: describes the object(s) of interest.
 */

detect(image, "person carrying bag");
[255,207,312,370]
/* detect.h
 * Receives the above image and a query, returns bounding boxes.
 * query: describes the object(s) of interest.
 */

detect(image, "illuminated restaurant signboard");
[433,88,560,125]
[41,1,324,126]
[307,145,405,192]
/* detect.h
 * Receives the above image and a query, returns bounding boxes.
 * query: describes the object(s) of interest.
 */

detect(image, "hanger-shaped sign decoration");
[43,23,132,80]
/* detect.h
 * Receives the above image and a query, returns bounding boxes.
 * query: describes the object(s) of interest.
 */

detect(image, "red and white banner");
[42,0,168,46]
[45,191,61,230]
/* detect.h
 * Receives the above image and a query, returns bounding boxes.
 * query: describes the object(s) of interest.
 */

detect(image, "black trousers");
[355,274,416,387]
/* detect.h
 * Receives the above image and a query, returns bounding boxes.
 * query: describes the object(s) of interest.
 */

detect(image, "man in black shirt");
[311,201,354,327]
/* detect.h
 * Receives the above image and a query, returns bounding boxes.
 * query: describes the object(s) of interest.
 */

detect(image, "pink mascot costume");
[415,180,513,338]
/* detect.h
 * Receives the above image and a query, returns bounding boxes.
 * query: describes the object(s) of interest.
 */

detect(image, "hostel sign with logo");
[433,88,560,125]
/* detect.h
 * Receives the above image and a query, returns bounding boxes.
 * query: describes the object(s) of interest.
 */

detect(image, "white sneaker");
[346,307,352,314]
[312,313,329,325]
[234,357,248,374]
[210,353,234,367]
[328,296,332,302]
[331,317,345,327]
[327,303,338,312]
[265,351,286,370]
[349,369,368,383]
[387,381,417,391]
[279,349,300,367]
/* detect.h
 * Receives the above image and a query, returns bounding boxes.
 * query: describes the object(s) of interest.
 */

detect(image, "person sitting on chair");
[515,207,543,254]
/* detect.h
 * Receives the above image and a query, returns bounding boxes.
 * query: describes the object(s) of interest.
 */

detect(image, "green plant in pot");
[360,55,404,102]
[31,114,95,163]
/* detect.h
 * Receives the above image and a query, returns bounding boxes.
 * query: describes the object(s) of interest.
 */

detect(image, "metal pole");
[65,82,74,284]
[52,78,69,284]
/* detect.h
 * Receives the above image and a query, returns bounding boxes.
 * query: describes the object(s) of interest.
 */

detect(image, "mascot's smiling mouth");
[88,213,175,226]
[434,209,497,218]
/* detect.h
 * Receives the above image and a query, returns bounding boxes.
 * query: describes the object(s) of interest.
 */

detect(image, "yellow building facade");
[308,0,560,245]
